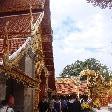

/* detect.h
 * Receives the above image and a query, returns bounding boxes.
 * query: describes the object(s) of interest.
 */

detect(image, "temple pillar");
[24,55,34,112]
[33,87,40,112]
[24,87,33,112]
[33,69,41,112]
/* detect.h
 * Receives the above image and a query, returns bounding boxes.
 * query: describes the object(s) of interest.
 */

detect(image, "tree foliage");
[86,0,112,9]
[60,58,111,79]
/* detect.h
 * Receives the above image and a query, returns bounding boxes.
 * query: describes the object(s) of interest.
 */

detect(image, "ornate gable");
[0,13,42,39]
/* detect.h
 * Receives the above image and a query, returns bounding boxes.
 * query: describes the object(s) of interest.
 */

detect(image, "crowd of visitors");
[0,94,100,112]
[38,94,99,112]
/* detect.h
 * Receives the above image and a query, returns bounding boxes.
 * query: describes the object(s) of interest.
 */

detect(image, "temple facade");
[0,0,55,112]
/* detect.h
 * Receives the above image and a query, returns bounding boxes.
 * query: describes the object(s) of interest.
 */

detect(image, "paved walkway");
[93,107,111,112]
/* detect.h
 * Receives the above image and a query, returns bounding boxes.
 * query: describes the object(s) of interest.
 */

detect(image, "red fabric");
[8,95,15,106]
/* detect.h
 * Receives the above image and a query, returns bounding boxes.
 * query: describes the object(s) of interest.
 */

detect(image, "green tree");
[60,58,111,79]
[60,60,84,77]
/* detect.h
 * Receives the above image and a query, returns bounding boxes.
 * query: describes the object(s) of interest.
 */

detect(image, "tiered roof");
[0,0,55,90]
[55,77,88,95]
[0,0,45,52]
[0,0,45,87]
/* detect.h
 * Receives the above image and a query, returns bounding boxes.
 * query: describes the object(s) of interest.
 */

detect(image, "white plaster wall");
[25,55,34,77]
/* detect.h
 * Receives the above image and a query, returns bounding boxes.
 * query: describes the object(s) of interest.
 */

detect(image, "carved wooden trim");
[0,65,39,88]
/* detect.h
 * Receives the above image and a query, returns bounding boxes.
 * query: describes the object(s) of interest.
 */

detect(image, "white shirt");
[0,105,14,112]
[69,99,75,103]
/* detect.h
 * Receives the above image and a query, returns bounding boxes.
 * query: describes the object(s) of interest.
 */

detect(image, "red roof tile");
[0,38,26,61]
[56,77,88,95]
[0,0,45,13]
[0,13,41,39]
[0,12,42,61]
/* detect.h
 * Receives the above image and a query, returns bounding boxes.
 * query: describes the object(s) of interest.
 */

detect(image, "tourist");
[72,95,81,112]
[53,96,61,112]
[7,95,15,108]
[67,95,82,112]
[81,95,91,112]
[0,95,15,112]
[67,95,74,112]
[38,96,49,112]
[61,96,68,112]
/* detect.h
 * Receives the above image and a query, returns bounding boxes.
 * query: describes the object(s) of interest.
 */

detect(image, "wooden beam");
[0,9,44,17]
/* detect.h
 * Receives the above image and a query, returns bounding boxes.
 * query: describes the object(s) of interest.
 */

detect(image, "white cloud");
[50,0,112,76]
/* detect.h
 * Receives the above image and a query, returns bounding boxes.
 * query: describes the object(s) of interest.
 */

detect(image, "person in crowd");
[67,94,82,112]
[53,96,61,112]
[61,96,68,112]
[48,95,55,112]
[0,95,15,112]
[81,95,91,112]
[38,96,49,112]
[68,95,81,112]
[67,95,74,112]
[72,95,81,112]
[7,95,15,109]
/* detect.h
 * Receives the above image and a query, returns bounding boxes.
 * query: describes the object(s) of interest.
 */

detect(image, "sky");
[50,0,112,76]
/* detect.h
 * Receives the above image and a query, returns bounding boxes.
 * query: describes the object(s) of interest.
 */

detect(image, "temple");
[0,0,55,112]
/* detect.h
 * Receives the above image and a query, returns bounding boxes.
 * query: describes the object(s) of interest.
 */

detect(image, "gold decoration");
[0,65,39,88]
[80,69,111,106]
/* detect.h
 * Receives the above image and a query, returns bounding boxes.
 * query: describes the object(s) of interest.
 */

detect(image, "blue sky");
[50,0,112,76]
